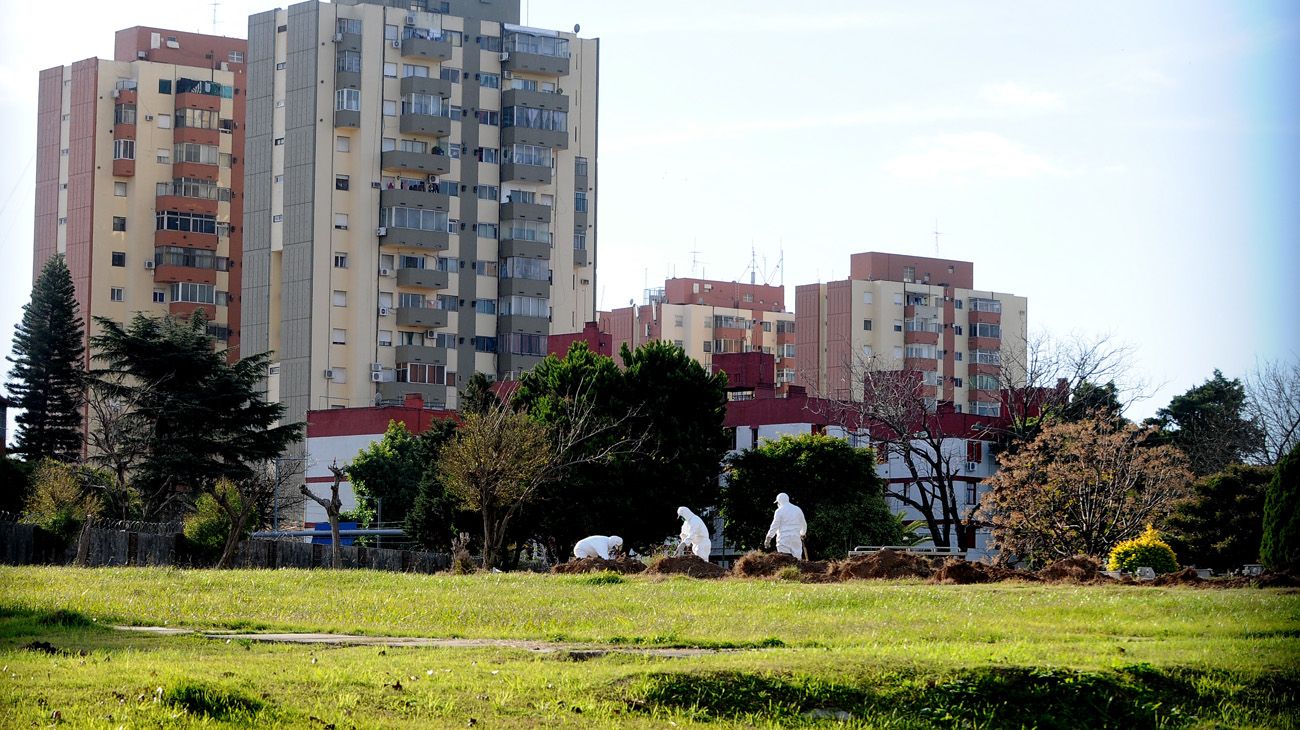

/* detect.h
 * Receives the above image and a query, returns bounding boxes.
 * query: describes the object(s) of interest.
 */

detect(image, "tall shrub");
[1260,444,1299,571]
[1108,525,1179,574]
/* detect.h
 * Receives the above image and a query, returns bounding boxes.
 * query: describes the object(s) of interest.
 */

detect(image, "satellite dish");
[573,23,581,34]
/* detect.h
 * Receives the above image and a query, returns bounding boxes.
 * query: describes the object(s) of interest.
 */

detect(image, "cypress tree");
[6,255,85,462]
[1260,444,1299,572]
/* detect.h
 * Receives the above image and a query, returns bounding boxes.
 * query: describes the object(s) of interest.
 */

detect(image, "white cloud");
[981,82,1064,111]
[882,132,1058,181]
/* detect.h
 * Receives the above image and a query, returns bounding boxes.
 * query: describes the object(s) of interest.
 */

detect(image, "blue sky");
[1,1,1296,435]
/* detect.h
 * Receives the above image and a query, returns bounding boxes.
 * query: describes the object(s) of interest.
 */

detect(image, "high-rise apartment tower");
[243,0,598,429]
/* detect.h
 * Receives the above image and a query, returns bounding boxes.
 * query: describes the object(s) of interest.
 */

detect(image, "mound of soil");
[551,557,646,575]
[1256,571,1300,588]
[1150,567,1205,587]
[835,549,935,580]
[732,551,797,577]
[645,555,728,579]
[1037,555,1106,583]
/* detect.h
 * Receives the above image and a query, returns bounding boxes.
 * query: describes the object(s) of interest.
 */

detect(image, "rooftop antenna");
[210,2,220,34]
[933,218,943,255]
[690,247,705,278]
[750,243,757,285]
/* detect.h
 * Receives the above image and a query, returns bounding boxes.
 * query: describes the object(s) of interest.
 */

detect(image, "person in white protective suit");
[764,493,807,558]
[675,506,712,559]
[573,535,623,560]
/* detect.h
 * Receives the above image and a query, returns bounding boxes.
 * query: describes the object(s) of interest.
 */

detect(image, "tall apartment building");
[599,277,797,394]
[243,0,598,432]
[34,28,247,355]
[796,252,1027,415]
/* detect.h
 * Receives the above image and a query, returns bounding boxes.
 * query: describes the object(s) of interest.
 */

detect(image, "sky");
[1,0,1297,437]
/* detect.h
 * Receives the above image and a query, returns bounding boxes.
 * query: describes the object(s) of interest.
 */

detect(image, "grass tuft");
[162,680,264,720]
[573,571,626,585]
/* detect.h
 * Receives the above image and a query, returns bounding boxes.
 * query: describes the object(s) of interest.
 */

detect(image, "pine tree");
[6,255,85,462]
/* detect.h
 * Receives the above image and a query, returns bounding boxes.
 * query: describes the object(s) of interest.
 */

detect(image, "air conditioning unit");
[376,226,387,236]
[391,40,401,49]
[370,362,383,372]
[370,371,383,382]
[425,330,439,339]
[143,260,155,270]
[323,369,337,380]
[499,52,509,62]
[404,14,416,25]
[136,50,148,60]
[502,70,513,79]
[111,89,120,99]
[333,32,344,42]
[378,267,393,277]
[378,306,391,316]
[966,461,979,472]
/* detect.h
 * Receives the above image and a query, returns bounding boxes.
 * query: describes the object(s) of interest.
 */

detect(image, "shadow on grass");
[621,665,1300,728]
[163,680,265,721]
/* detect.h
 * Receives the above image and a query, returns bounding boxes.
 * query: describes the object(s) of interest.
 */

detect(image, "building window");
[152,289,165,303]
[335,88,360,112]
[158,79,172,94]
[113,104,136,125]
[439,67,460,83]
[228,50,244,63]
[334,213,348,230]
[382,100,397,117]
[970,298,1002,313]
[574,190,587,213]
[480,72,500,89]
[273,137,285,146]
[954,325,963,336]
[335,175,350,191]
[972,323,1002,339]
[336,17,361,35]
[335,136,350,152]
[156,113,171,129]
[473,299,496,315]
[334,253,348,268]
[378,330,393,347]
[110,287,124,302]
[966,484,978,504]
[332,290,347,307]
[272,214,284,223]
[701,341,713,353]
[383,62,398,78]
[892,320,903,332]
[112,139,135,160]
[573,228,586,250]
[112,182,127,197]
[336,50,361,73]
[863,319,872,331]
[476,110,498,126]
[156,148,171,164]
[275,62,286,71]
[170,282,215,304]
[112,216,126,232]
[480,148,499,164]
[955,299,963,309]
[472,336,497,353]
[477,223,498,239]
[903,266,916,283]
[111,251,126,267]
[477,185,498,201]
[331,328,347,345]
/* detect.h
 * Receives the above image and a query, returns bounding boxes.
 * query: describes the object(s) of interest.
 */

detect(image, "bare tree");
[300,463,346,568]
[980,415,1192,567]
[84,378,150,520]
[1245,356,1300,465]
[439,393,647,570]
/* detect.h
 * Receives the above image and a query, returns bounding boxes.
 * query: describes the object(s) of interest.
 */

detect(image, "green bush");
[183,480,246,563]
[1108,525,1179,574]
[1260,444,1299,572]
[22,459,100,544]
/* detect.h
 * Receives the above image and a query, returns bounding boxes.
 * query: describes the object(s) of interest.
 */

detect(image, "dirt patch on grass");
[1037,555,1109,584]
[834,549,935,580]
[645,556,728,579]
[930,559,1035,584]
[551,557,646,575]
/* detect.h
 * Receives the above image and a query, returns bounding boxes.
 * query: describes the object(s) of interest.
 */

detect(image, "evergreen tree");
[6,255,85,462]
[1260,444,1299,572]
[1152,370,1262,477]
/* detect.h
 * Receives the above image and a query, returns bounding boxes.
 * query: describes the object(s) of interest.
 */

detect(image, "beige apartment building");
[599,278,797,394]
[242,0,598,427]
[795,252,1027,415]
[34,28,247,355]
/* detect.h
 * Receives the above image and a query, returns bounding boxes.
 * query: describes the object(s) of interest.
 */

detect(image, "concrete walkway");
[116,625,723,658]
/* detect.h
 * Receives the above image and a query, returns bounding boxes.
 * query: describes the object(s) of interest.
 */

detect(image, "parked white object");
[675,507,711,559]
[765,492,807,558]
[573,535,622,560]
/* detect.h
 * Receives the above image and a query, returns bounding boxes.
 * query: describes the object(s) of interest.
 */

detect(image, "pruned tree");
[6,254,85,462]
[440,388,647,570]
[300,463,346,568]
[980,414,1193,568]
[1245,357,1300,465]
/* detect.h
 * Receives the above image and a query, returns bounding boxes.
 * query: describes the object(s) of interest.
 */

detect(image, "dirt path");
[115,626,724,658]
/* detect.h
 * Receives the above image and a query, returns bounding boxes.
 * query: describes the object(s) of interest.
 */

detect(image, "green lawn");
[1,566,1297,728]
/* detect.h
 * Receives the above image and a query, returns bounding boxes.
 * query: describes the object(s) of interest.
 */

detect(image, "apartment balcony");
[155,195,219,217]
[498,351,544,377]
[381,149,451,176]
[400,75,452,99]
[152,264,216,285]
[155,228,218,250]
[169,302,216,321]
[498,276,550,299]
[173,126,220,146]
[395,344,449,366]
[172,161,219,181]
[573,248,588,267]
[968,309,1002,325]
[175,92,221,112]
[904,357,939,372]
[904,329,939,346]
[905,304,940,320]
[113,88,137,105]
[500,159,552,185]
[969,335,1001,351]
[500,199,551,223]
[968,387,1001,402]
[501,49,569,77]
[501,125,567,151]
[401,36,453,62]
[502,88,569,113]
[967,361,1000,377]
[396,267,448,290]
[380,187,450,212]
[499,236,550,259]
[112,159,135,177]
[113,124,136,141]
[380,226,449,251]
[499,314,549,336]
[335,31,362,53]
[400,111,452,138]
[335,70,361,91]
[396,307,449,329]
[334,109,361,128]
[377,381,447,405]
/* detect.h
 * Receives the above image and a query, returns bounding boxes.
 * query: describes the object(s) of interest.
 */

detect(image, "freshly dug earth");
[731,551,834,578]
[1151,567,1205,587]
[551,557,646,575]
[931,558,1038,585]
[836,549,935,580]
[645,556,728,579]
[1037,555,1108,584]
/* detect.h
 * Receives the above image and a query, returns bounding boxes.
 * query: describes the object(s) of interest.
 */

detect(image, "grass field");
[1,566,1298,728]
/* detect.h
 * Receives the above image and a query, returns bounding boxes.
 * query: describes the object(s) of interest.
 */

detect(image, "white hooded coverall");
[766,493,807,558]
[573,535,622,560]
[676,506,712,559]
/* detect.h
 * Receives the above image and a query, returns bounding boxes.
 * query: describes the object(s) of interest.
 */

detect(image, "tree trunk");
[481,505,496,570]
[328,514,341,568]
